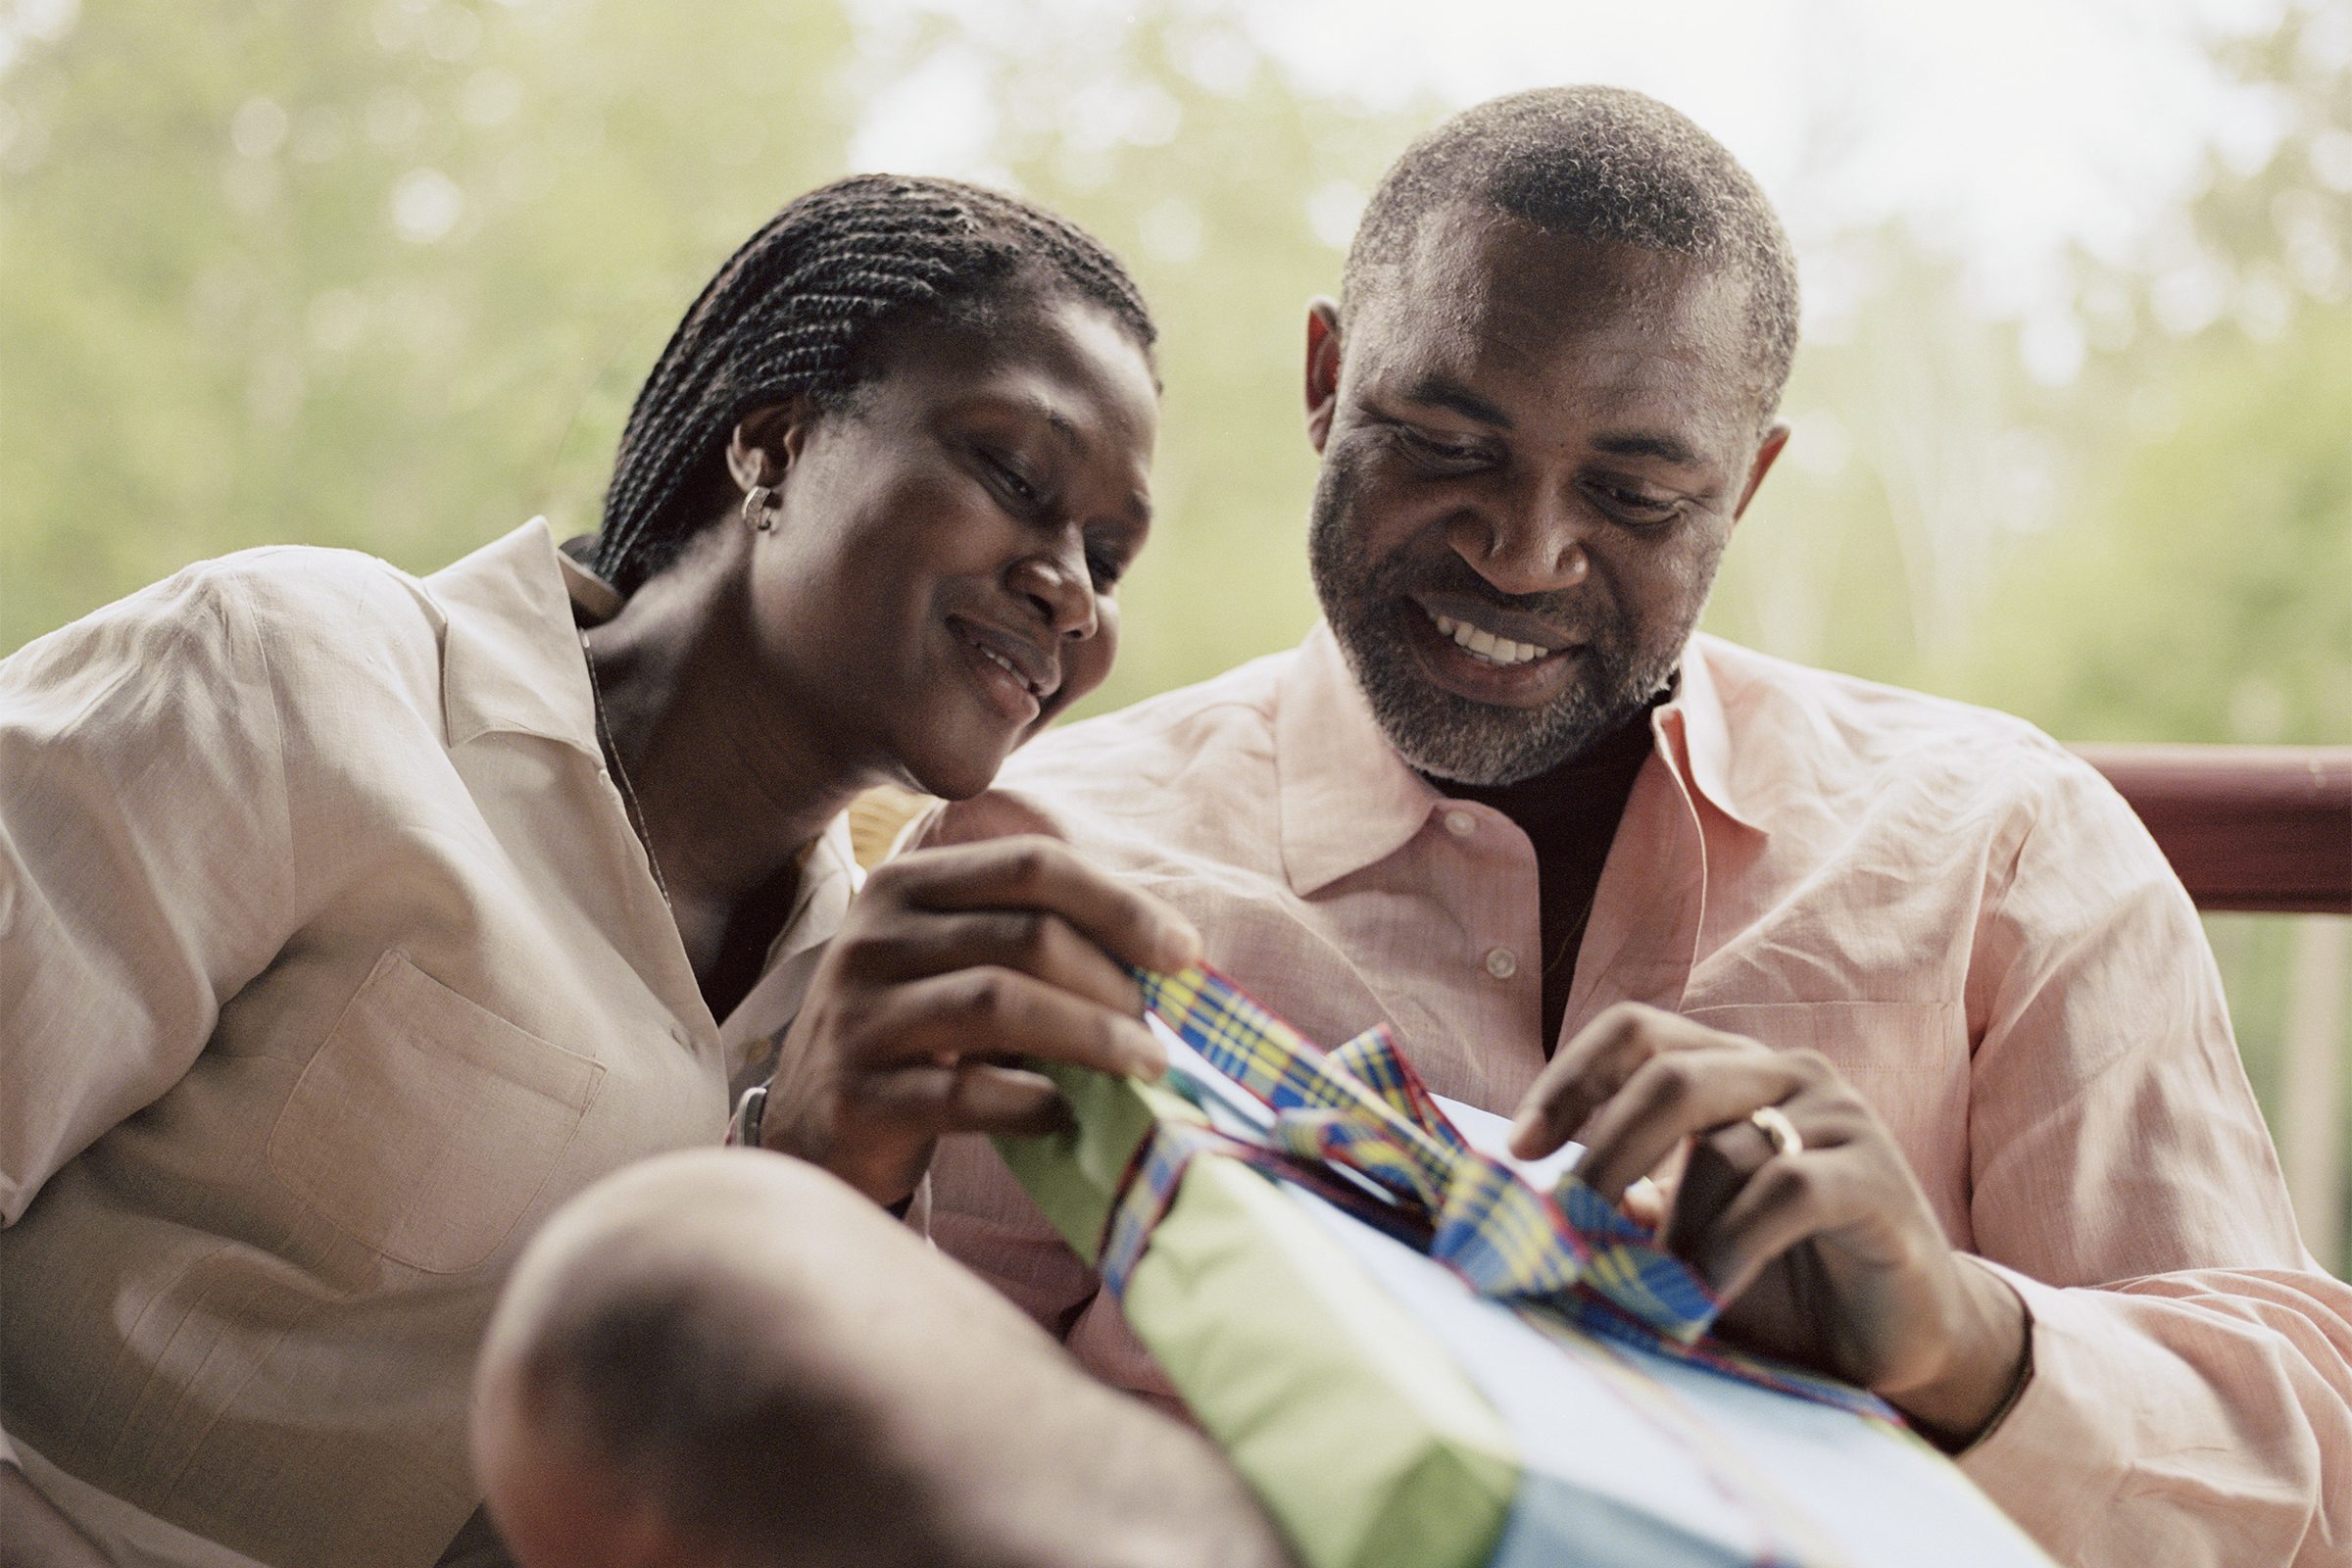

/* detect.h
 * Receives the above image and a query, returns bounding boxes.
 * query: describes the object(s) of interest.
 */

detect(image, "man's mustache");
[1368,557,1601,635]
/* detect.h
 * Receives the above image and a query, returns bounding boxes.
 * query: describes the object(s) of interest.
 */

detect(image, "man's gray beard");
[1307,469,1695,787]
[1345,635,1675,786]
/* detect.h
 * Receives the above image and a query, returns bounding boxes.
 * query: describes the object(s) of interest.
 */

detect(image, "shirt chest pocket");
[268,950,607,1274]
[1682,998,1958,1131]
[1678,1000,1972,1230]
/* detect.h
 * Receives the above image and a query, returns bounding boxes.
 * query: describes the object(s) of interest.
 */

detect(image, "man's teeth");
[1430,612,1547,667]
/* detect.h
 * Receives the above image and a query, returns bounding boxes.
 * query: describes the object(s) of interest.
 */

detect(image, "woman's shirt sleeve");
[1,564,296,1228]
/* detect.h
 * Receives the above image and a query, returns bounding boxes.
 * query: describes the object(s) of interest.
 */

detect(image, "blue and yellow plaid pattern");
[1109,962,1897,1425]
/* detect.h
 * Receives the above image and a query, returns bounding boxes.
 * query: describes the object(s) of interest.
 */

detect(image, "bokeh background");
[4,0,2347,1262]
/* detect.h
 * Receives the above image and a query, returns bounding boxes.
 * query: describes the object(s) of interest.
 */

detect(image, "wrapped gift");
[995,965,2053,1568]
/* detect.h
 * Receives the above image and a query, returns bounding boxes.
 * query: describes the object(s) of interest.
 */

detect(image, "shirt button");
[1444,809,1477,838]
[1484,947,1519,980]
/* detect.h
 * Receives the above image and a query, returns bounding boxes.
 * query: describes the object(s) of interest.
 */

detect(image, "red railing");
[2075,746,2352,915]
[2077,744,2352,1268]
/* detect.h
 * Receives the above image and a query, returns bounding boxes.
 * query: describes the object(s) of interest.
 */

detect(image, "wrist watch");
[725,1083,767,1150]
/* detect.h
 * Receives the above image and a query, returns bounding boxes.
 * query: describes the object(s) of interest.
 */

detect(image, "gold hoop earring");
[742,484,777,533]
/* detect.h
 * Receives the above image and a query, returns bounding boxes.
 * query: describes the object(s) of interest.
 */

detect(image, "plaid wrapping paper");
[1112,962,1897,1425]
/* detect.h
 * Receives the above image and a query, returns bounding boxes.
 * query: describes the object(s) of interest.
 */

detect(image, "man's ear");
[1732,419,1790,523]
[725,400,813,494]
[1303,298,1343,456]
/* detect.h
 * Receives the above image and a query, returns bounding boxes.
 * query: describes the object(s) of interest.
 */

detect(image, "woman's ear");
[725,401,812,494]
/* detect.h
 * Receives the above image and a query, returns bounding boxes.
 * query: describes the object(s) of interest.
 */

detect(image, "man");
[920,86,2352,1564]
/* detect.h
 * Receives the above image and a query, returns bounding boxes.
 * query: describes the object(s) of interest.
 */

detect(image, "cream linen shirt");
[0,521,857,1568]
[922,623,2352,1567]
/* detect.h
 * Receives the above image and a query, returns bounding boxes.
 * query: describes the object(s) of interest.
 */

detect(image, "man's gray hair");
[1343,85,1800,419]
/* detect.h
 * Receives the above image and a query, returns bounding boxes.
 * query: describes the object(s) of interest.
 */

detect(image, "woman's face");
[745,295,1159,801]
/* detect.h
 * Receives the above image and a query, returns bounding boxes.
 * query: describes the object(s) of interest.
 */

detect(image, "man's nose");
[1445,477,1592,597]
[1008,534,1100,640]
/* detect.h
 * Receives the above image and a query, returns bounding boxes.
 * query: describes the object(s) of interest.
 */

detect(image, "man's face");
[1305,205,1786,785]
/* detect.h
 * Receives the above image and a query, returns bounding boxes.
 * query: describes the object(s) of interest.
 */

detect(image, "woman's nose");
[1008,542,1099,640]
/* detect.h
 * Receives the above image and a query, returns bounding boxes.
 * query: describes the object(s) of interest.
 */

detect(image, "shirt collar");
[778,812,863,967]
[720,813,864,1086]
[1664,634,1768,837]
[431,518,607,757]
[1275,625,1446,896]
[1275,623,1763,897]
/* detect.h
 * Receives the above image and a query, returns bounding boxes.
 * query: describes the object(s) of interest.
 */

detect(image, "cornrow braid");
[592,174,1155,595]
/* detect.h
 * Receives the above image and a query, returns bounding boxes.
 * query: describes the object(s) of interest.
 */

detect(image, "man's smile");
[1409,591,1577,656]
[1427,611,1549,667]
[1398,595,1583,707]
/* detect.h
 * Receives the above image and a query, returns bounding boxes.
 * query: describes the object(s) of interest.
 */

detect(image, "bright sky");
[848,0,2315,332]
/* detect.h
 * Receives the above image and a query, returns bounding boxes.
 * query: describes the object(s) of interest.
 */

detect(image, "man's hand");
[1508,1004,2028,1446]
[761,837,1198,1208]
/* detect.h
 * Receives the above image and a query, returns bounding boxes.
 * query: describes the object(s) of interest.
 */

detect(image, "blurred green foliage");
[1,0,858,625]
[3,0,2345,1256]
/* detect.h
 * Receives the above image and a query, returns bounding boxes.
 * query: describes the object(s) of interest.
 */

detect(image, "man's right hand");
[760,837,1199,1207]
[1,1464,114,1568]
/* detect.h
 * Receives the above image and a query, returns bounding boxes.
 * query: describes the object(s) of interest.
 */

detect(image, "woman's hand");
[760,837,1199,1208]
[1509,1003,2028,1446]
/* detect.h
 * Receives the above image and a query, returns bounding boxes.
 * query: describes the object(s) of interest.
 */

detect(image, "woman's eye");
[1084,544,1125,590]
[984,451,1042,508]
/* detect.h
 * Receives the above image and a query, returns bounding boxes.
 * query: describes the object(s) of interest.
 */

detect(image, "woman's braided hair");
[591,173,1155,595]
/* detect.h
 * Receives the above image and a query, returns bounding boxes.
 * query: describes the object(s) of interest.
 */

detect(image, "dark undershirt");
[1424,695,1661,1054]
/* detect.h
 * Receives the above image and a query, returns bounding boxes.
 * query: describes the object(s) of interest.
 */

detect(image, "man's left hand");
[1508,1003,2028,1446]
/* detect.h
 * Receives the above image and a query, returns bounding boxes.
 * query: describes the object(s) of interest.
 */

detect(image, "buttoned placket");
[1418,797,1546,1105]
[1442,806,1526,988]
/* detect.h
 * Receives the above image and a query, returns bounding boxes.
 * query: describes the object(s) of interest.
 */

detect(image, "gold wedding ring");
[1748,1104,1804,1159]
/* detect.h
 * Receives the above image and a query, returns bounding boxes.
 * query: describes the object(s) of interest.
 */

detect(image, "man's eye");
[1396,426,1489,466]
[1589,480,1681,525]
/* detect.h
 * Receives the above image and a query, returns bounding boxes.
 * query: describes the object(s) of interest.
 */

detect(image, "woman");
[0,174,1207,1568]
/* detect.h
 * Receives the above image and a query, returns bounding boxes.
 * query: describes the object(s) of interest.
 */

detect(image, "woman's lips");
[951,617,1048,725]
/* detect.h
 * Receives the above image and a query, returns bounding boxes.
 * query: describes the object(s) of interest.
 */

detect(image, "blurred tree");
[1966,302,2350,748]
[1962,0,2352,748]
[1705,228,2049,689]
[1,0,858,650]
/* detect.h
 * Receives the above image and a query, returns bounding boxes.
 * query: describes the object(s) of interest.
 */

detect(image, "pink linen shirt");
[922,623,2352,1567]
